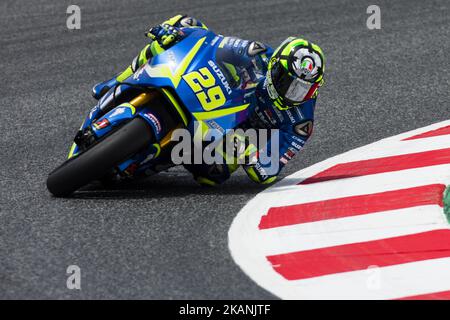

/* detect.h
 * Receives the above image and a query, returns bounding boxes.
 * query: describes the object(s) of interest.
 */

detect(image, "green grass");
[444,185,450,224]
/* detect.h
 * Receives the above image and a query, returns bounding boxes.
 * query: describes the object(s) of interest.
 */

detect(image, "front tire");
[47,117,153,197]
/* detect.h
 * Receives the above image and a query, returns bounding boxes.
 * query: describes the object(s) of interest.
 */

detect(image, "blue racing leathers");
[185,34,317,185]
[243,82,315,184]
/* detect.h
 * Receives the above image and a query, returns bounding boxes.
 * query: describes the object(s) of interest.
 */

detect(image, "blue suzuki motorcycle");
[47,28,253,197]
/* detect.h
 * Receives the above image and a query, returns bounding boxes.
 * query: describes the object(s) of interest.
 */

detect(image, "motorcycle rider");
[92,15,325,185]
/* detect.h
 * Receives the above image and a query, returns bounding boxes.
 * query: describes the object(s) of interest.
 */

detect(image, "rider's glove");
[145,24,183,47]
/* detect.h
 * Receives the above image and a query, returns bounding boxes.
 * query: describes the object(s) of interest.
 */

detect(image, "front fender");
[91,103,137,138]
[92,102,164,140]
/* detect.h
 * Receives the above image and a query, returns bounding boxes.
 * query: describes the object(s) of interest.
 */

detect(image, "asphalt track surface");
[0,0,448,299]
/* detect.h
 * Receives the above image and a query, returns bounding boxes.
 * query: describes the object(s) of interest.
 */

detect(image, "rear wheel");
[47,117,153,197]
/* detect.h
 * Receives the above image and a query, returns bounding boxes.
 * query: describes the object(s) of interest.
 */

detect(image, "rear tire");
[47,117,153,197]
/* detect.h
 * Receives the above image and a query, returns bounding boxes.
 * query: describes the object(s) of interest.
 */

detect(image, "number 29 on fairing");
[182,67,226,111]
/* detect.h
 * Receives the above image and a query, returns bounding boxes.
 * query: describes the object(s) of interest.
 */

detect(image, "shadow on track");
[69,173,269,200]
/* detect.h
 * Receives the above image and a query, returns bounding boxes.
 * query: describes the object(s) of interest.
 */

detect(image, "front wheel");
[47,117,153,197]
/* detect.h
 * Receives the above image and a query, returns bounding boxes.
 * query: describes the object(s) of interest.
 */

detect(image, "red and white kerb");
[229,121,450,300]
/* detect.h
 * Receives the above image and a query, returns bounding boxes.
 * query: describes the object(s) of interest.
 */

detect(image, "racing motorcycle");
[46,28,253,197]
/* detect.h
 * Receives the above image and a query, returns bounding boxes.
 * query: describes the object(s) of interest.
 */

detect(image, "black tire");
[47,117,153,197]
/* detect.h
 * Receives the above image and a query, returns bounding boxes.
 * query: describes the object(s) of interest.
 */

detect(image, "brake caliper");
[73,127,96,152]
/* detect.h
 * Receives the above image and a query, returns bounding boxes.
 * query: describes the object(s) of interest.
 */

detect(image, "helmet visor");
[270,60,313,104]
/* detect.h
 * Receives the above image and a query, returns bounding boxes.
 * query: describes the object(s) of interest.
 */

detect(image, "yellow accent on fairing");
[152,143,161,158]
[192,103,250,120]
[68,120,86,159]
[143,64,173,82]
[145,37,206,88]
[116,66,134,82]
[114,102,137,114]
[160,88,189,126]
[200,121,209,138]
[174,37,207,86]
[68,142,78,159]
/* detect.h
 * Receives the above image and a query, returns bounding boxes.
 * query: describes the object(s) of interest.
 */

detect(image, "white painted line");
[281,257,450,300]
[258,206,447,255]
[336,134,450,162]
[260,164,450,207]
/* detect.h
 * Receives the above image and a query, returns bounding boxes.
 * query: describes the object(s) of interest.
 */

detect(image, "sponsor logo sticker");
[93,118,110,130]
[144,113,162,134]
[294,120,313,137]
[109,107,127,117]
